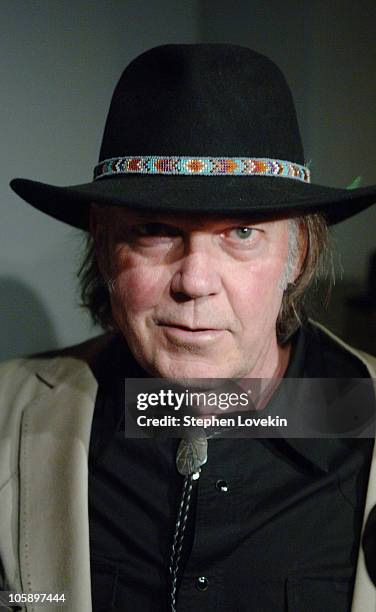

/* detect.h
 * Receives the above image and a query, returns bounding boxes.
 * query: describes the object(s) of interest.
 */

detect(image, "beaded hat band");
[94,156,311,183]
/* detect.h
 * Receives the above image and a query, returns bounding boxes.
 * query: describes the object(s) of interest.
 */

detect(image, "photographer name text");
[136,414,287,429]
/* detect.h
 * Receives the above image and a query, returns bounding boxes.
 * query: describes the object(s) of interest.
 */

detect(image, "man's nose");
[170,235,222,299]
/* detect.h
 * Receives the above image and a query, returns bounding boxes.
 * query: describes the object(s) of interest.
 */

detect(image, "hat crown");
[99,44,304,164]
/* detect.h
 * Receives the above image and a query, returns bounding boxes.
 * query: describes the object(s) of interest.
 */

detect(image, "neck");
[194,340,292,417]
[245,335,291,380]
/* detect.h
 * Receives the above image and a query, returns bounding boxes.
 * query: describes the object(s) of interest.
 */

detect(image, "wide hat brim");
[10,174,376,229]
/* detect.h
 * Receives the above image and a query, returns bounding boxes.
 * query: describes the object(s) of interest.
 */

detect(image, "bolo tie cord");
[169,434,207,611]
[169,471,198,612]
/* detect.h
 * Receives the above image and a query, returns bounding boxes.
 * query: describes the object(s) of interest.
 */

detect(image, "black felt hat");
[10,43,376,229]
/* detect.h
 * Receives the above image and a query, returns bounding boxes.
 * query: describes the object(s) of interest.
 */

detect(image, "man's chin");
[150,359,239,387]
[162,376,225,390]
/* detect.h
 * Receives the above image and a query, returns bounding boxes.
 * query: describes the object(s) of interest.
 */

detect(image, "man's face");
[92,206,295,381]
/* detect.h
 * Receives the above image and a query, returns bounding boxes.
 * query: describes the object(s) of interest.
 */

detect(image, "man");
[1,44,376,611]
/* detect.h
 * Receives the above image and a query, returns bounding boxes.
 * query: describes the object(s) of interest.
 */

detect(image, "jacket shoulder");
[310,320,376,377]
[0,333,113,415]
[28,332,115,364]
[0,332,114,372]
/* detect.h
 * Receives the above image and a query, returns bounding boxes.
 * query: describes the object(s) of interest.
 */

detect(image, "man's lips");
[158,322,222,331]
[157,322,226,342]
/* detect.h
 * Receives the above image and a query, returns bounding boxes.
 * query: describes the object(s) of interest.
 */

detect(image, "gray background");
[1,0,375,360]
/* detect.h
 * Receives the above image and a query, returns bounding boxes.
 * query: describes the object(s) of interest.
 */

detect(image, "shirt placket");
[175,452,243,611]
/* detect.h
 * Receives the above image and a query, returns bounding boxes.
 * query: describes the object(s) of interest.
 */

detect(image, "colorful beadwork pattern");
[93,156,311,183]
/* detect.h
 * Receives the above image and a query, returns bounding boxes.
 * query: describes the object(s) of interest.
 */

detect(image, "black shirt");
[88,323,373,611]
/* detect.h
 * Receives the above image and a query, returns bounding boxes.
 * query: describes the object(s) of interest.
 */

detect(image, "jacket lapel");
[18,356,98,611]
[347,346,376,611]
[351,439,376,612]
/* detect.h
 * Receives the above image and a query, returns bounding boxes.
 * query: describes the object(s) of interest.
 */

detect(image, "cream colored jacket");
[0,326,375,612]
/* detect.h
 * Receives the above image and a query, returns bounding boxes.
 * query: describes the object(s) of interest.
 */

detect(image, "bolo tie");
[167,406,248,610]
[169,433,208,612]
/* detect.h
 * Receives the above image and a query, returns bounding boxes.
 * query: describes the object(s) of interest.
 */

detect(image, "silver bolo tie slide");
[169,434,208,612]
[176,434,208,478]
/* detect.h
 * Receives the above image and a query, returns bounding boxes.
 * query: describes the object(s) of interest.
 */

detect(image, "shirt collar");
[278,323,359,473]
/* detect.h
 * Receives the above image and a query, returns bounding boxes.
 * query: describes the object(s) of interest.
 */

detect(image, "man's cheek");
[115,270,162,311]
[238,276,283,323]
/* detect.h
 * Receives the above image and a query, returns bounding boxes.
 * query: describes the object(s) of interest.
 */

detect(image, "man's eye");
[230,227,255,240]
[222,226,263,251]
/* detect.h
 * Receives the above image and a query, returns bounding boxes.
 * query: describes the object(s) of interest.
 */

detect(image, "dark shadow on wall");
[0,277,58,361]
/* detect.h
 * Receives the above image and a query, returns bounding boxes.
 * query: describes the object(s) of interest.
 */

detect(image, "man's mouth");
[160,322,219,331]
[157,322,226,342]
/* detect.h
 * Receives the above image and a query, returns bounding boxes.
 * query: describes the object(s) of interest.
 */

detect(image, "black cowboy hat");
[10,43,376,229]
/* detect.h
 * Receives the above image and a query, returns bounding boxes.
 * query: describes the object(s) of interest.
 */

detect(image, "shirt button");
[196,576,209,591]
[215,479,229,492]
